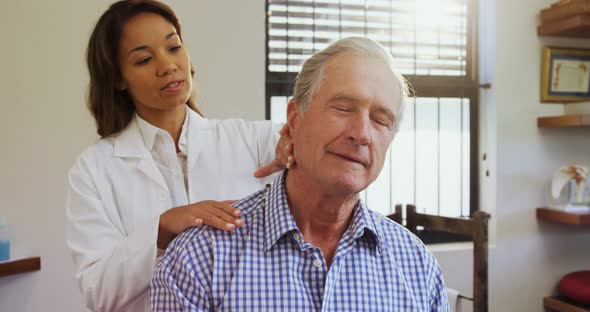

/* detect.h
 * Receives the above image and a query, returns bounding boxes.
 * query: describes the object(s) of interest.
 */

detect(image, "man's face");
[288,53,402,196]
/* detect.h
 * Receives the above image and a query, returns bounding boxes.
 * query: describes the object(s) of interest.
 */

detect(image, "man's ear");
[286,99,300,133]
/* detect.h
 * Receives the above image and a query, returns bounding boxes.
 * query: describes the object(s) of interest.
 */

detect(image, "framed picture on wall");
[541,47,590,103]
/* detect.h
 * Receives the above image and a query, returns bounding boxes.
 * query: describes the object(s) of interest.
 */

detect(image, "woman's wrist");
[157,216,175,249]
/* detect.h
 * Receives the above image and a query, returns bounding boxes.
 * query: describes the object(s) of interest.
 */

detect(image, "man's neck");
[285,171,359,267]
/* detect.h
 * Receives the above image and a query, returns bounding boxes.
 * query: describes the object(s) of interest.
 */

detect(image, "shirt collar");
[264,172,299,251]
[263,171,383,253]
[135,106,189,154]
[346,198,383,254]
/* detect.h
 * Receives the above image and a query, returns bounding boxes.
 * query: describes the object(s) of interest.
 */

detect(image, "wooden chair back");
[388,204,490,312]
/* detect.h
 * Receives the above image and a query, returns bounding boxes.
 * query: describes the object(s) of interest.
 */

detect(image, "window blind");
[268,0,469,76]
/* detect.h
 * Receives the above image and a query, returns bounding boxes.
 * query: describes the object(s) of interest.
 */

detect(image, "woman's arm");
[66,153,244,311]
[66,155,158,312]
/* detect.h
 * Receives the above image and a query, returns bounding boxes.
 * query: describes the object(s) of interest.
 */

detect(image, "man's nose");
[347,113,371,146]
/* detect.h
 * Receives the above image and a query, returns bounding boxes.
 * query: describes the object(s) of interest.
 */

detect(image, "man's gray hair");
[292,37,409,132]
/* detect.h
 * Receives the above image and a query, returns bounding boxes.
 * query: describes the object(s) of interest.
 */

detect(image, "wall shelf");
[544,296,590,312]
[0,257,41,278]
[538,13,590,38]
[537,208,590,225]
[538,114,590,128]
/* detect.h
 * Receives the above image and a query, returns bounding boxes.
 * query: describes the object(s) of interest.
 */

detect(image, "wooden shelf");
[538,114,590,128]
[544,296,590,312]
[538,14,590,38]
[537,208,590,225]
[0,257,41,278]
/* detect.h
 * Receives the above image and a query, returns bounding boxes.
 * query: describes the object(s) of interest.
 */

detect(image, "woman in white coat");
[66,1,291,311]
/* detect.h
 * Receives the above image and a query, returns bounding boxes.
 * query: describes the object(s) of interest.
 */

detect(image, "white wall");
[1,1,589,311]
[486,0,590,311]
[0,1,107,311]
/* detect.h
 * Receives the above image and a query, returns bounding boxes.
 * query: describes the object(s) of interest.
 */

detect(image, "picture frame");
[541,46,590,103]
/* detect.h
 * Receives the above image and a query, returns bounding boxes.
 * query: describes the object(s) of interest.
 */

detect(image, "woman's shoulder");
[188,108,278,133]
[78,137,116,161]
[69,137,117,174]
[206,117,274,131]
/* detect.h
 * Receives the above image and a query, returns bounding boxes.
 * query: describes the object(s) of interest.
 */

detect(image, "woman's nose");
[157,56,177,77]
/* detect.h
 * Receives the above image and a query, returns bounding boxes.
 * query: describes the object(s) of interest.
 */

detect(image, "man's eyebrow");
[375,106,396,123]
[329,94,358,103]
[127,32,178,56]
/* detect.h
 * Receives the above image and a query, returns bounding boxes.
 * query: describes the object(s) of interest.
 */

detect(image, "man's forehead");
[317,54,401,110]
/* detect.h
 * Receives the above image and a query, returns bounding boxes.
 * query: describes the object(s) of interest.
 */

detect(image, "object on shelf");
[0,216,9,261]
[540,47,590,103]
[551,165,590,212]
[560,271,590,306]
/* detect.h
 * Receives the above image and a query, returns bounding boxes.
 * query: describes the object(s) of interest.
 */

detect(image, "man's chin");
[325,174,368,195]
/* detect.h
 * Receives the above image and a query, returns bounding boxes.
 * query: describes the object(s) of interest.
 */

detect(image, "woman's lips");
[161,80,184,92]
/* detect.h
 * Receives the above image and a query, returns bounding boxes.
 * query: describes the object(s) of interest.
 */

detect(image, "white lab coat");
[66,109,280,312]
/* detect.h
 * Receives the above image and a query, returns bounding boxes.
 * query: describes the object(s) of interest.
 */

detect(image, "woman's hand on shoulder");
[157,200,243,249]
[254,124,295,178]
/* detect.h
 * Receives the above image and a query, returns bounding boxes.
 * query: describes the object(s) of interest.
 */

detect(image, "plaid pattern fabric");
[151,172,449,311]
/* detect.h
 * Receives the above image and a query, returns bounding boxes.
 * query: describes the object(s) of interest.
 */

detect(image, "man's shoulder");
[366,209,429,253]
[233,187,269,217]
[366,209,442,280]
[169,187,268,253]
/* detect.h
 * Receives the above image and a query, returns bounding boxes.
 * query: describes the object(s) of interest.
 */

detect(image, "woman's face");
[118,12,192,115]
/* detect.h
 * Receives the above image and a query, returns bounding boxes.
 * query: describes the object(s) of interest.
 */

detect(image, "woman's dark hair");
[86,0,202,137]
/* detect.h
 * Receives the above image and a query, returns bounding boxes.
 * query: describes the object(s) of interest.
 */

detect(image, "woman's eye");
[170,45,181,53]
[334,106,351,112]
[136,57,151,65]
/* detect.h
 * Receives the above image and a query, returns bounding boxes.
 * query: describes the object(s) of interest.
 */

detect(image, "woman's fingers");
[215,201,241,217]
[196,210,238,230]
[254,128,295,177]
[253,159,283,178]
[193,201,243,231]
[157,200,243,249]
[279,123,289,136]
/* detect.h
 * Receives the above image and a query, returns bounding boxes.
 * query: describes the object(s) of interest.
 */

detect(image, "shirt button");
[292,233,300,241]
[313,259,322,268]
[159,191,168,201]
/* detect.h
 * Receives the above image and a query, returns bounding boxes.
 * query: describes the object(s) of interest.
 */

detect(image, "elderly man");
[151,37,449,312]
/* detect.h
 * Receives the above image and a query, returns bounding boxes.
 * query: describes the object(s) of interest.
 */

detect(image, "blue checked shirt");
[151,172,449,311]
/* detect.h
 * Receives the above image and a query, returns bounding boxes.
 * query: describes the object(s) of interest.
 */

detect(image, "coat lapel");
[113,117,168,193]
[186,109,213,174]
